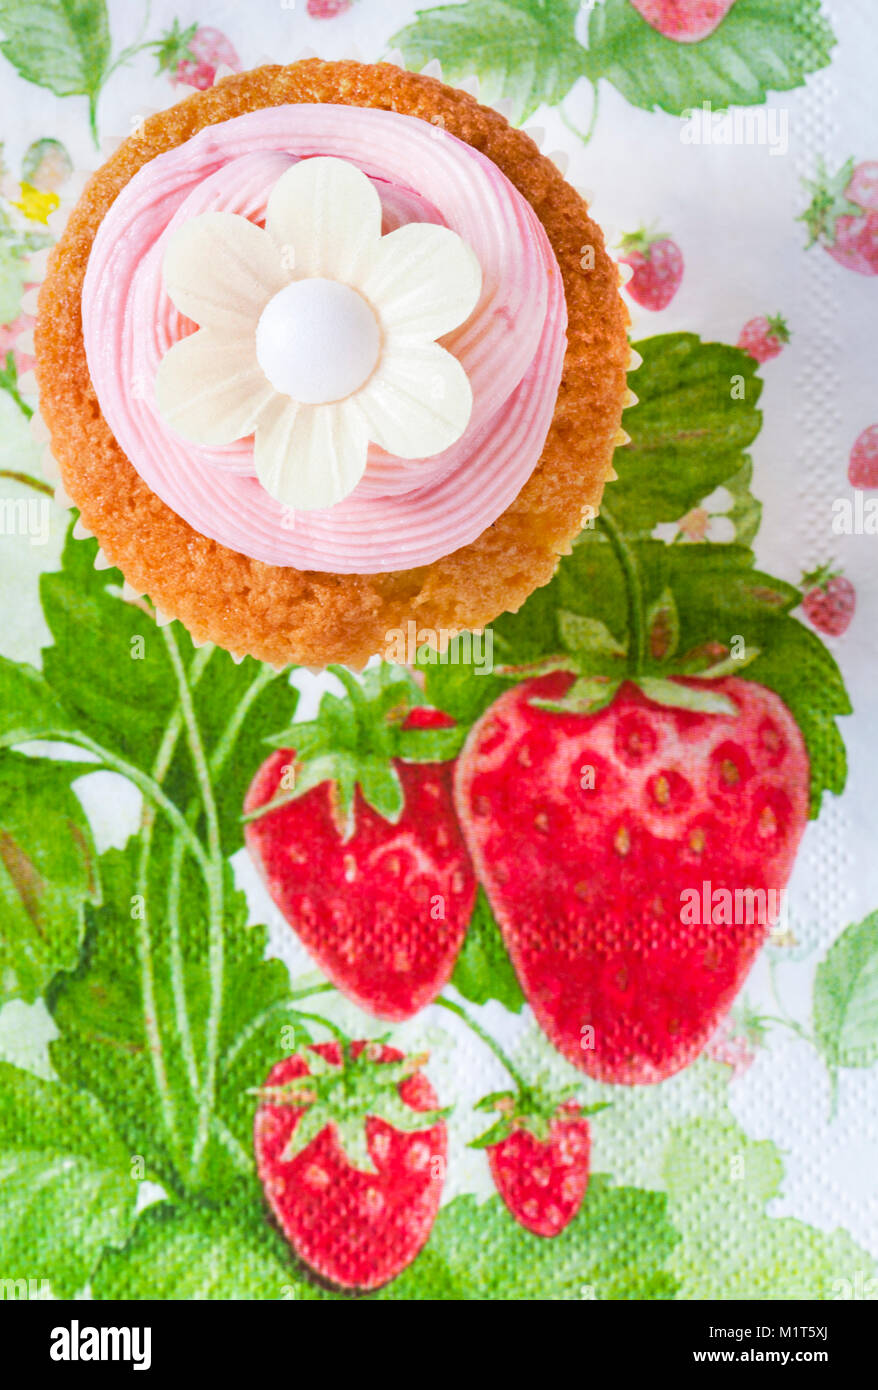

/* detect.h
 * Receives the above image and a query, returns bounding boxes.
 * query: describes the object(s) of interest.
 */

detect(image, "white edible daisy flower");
[155,156,482,511]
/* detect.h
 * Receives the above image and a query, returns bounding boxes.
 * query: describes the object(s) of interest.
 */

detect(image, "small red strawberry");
[618,230,684,311]
[151,20,240,90]
[801,565,856,637]
[244,665,475,1021]
[737,314,790,364]
[455,633,810,1084]
[254,1041,447,1290]
[628,0,737,43]
[308,0,353,16]
[472,1088,603,1236]
[801,158,878,276]
[849,425,878,489]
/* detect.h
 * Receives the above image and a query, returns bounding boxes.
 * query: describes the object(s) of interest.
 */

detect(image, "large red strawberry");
[801,159,878,276]
[737,314,790,364]
[618,230,684,311]
[628,0,737,43]
[801,565,856,637]
[472,1088,602,1236]
[151,21,240,90]
[849,425,878,489]
[254,1041,446,1290]
[455,660,809,1084]
[245,665,475,1021]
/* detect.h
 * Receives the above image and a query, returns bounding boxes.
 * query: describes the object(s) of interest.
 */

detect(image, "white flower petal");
[155,330,275,445]
[352,342,473,459]
[359,223,482,342]
[706,515,736,544]
[702,485,735,515]
[254,397,369,511]
[163,211,287,331]
[265,157,382,282]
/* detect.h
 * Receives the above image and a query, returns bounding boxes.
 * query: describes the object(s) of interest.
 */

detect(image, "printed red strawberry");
[801,158,878,276]
[308,0,353,16]
[151,20,240,90]
[254,1040,447,1290]
[849,425,878,489]
[454,601,810,1085]
[244,665,475,1021]
[800,565,856,637]
[472,1087,604,1236]
[737,314,790,364]
[618,230,684,311]
[628,0,737,43]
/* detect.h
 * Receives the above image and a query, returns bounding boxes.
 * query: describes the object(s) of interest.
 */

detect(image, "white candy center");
[256,278,381,405]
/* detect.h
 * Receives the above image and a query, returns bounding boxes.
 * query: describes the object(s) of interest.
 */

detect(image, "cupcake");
[35,58,631,667]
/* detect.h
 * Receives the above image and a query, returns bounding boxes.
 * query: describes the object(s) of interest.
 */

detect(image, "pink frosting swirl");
[82,105,567,572]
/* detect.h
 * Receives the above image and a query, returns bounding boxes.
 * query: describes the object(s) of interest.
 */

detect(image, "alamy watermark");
[680,880,790,931]
[383,621,494,675]
[0,496,50,545]
[680,102,789,157]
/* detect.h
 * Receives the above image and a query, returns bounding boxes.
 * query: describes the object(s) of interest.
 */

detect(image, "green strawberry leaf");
[813,911,878,1072]
[48,834,308,1202]
[663,1117,874,1299]
[40,530,200,770]
[451,887,525,1013]
[584,0,835,116]
[376,1179,678,1300]
[391,0,585,124]
[40,527,298,850]
[0,654,77,746]
[0,1,111,125]
[0,1062,137,1298]
[606,334,764,536]
[468,1115,515,1148]
[558,610,626,660]
[357,756,405,823]
[635,675,737,715]
[0,750,99,1005]
[93,1178,678,1301]
[92,1199,306,1301]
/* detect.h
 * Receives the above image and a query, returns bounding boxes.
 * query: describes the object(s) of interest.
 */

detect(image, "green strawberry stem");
[435,995,529,1093]
[598,505,645,676]
[1,351,34,419]
[285,1009,349,1045]
[560,80,600,149]
[88,93,100,148]
[59,732,210,869]
[161,654,298,1178]
[0,470,52,496]
[164,646,260,1117]
[765,957,816,1049]
[131,646,213,1181]
[161,626,226,1183]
